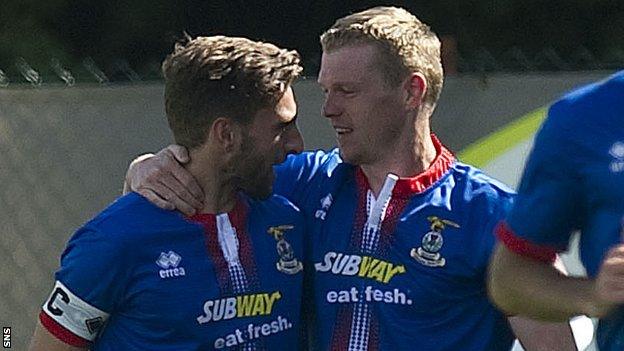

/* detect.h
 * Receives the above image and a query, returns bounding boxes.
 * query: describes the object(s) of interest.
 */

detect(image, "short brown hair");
[320,6,443,110]
[162,35,302,149]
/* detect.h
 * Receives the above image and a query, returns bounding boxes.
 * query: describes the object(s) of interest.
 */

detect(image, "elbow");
[487,274,517,315]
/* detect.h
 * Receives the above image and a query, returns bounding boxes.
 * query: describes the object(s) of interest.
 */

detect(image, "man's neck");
[186,151,237,214]
[360,126,437,197]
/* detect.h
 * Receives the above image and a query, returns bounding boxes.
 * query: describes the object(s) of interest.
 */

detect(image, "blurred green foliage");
[1,0,622,79]
[0,0,180,81]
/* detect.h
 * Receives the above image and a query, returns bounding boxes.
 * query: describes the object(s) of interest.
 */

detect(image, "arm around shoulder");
[123,144,204,215]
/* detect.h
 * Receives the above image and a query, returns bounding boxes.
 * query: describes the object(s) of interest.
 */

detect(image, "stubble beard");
[234,139,273,200]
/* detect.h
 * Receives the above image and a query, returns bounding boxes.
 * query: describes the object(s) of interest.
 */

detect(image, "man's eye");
[279,124,291,134]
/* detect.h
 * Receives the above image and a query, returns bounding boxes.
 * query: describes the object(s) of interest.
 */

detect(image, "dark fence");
[1,46,623,87]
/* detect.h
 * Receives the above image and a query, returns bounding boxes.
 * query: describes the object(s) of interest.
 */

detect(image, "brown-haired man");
[126,7,577,351]
[30,36,306,350]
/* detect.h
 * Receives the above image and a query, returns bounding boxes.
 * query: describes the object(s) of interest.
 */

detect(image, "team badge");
[268,225,303,274]
[410,216,459,267]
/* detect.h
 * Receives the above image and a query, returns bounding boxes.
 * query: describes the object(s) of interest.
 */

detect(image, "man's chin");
[243,184,273,200]
[338,149,362,165]
[247,192,272,201]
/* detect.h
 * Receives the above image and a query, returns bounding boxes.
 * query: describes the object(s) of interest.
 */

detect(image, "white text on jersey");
[314,252,406,284]
[197,291,282,324]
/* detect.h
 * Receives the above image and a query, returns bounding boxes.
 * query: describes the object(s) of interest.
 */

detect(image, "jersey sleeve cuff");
[495,221,557,263]
[39,310,90,348]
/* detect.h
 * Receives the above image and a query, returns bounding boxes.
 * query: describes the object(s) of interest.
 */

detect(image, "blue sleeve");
[55,225,133,313]
[273,149,339,207]
[472,185,515,271]
[506,102,583,249]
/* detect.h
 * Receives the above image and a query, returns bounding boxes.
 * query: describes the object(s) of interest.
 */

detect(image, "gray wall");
[0,71,615,348]
[433,72,613,152]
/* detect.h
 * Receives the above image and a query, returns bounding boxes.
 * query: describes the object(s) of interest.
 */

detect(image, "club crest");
[268,225,303,274]
[410,216,460,267]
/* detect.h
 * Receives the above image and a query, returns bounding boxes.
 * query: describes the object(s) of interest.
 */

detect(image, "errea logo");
[314,194,333,220]
[156,251,186,279]
[609,142,624,173]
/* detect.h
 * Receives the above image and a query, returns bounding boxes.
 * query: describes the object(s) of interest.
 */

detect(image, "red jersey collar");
[355,134,455,197]
[187,195,248,229]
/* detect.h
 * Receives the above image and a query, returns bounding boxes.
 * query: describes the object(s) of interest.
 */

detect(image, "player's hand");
[593,245,624,316]
[125,145,204,215]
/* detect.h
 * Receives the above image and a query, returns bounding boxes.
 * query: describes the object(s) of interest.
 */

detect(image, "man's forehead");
[275,87,297,121]
[319,45,378,84]
[251,87,296,124]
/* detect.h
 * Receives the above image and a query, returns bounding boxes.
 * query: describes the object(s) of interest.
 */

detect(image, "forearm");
[509,317,576,351]
[489,244,597,321]
[29,321,87,351]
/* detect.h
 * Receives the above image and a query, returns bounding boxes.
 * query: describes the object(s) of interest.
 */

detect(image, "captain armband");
[39,281,110,346]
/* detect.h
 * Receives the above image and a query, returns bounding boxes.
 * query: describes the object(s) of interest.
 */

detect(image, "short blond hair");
[321,6,443,109]
[162,35,302,149]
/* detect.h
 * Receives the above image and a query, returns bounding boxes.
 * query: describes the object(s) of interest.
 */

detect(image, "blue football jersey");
[497,70,624,350]
[275,136,515,351]
[40,192,305,350]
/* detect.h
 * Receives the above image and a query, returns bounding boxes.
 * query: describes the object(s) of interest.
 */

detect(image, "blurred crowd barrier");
[0,72,615,349]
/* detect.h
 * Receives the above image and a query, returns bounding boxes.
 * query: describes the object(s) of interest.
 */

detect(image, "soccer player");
[489,70,624,350]
[29,36,306,350]
[126,7,576,351]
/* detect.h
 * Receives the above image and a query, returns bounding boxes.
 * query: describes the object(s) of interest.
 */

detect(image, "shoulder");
[443,163,514,265]
[246,195,306,243]
[247,194,303,220]
[280,148,343,176]
[531,72,624,168]
[293,148,342,165]
[442,162,515,223]
[81,192,197,244]
[556,70,624,111]
[547,71,624,133]
[449,162,515,202]
[275,149,350,210]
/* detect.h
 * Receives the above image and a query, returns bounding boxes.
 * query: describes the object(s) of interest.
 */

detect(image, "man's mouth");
[334,127,353,135]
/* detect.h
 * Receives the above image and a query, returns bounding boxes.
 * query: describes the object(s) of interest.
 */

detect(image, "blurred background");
[1,0,622,349]
[2,0,624,83]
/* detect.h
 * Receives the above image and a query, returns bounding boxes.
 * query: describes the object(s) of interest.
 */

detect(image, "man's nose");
[322,93,341,119]
[284,126,304,155]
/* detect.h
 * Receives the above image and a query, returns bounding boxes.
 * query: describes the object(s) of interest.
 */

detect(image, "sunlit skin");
[317,43,436,195]
[186,86,303,213]
[236,86,303,199]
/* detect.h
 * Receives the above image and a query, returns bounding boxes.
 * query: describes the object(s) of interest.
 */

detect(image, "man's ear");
[404,72,427,109]
[210,117,243,153]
